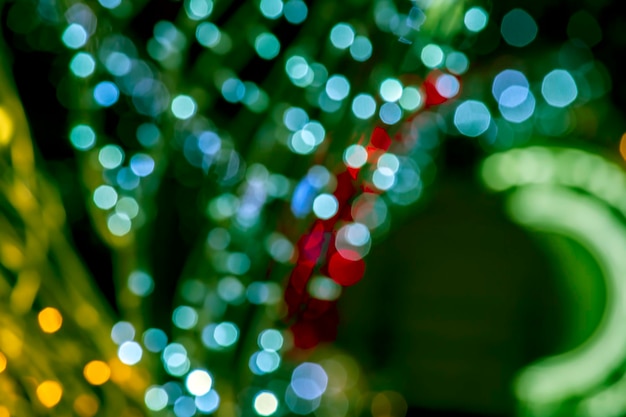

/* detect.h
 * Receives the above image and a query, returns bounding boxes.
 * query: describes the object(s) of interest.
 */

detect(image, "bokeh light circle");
[254,391,279,416]
[541,69,578,107]
[328,251,366,286]
[454,100,491,137]
[501,8,538,47]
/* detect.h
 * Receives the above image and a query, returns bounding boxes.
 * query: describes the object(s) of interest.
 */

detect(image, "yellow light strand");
[0,352,7,373]
[0,107,13,146]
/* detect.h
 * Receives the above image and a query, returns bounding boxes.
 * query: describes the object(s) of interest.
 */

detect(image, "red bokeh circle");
[328,251,366,286]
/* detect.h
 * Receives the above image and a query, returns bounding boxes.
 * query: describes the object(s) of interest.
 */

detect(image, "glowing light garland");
[0,0,467,414]
[0,0,623,416]
[482,147,626,417]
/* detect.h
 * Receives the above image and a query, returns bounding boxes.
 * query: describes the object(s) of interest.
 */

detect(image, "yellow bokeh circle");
[73,394,99,417]
[38,307,63,333]
[83,360,111,385]
[36,380,63,408]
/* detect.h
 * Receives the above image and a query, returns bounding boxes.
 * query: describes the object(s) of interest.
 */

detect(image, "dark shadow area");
[336,167,566,416]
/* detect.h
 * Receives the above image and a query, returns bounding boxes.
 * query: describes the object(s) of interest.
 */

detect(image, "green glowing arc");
[508,186,626,408]
[480,146,626,416]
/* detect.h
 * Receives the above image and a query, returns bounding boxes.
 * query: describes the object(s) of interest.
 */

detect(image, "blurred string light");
[259,0,283,19]
[492,69,535,123]
[195,390,220,413]
[510,188,626,413]
[481,147,626,414]
[421,43,444,68]
[350,36,373,61]
[98,144,124,169]
[380,78,403,102]
[62,23,89,49]
[93,185,118,209]
[481,147,626,216]
[578,372,626,417]
[93,81,120,107]
[196,22,221,48]
[313,194,339,219]
[325,75,350,101]
[38,307,63,333]
[3,0,621,415]
[0,107,12,145]
[399,87,423,111]
[117,196,140,219]
[330,23,355,49]
[36,381,63,408]
[171,95,197,119]
[185,369,213,396]
[84,360,111,385]
[352,93,377,119]
[145,386,169,411]
[454,100,491,137]
[435,74,460,99]
[99,0,122,9]
[70,52,96,77]
[445,52,468,75]
[379,102,402,125]
[464,7,489,32]
[172,306,198,329]
[143,328,168,352]
[454,63,580,145]
[255,33,281,60]
[291,362,328,400]
[69,124,96,150]
[184,0,214,20]
[258,329,284,351]
[283,0,308,24]
[111,321,135,344]
[0,15,161,414]
[249,349,281,375]
[343,145,368,168]
[254,391,279,416]
[308,276,342,301]
[501,8,538,47]
[542,69,578,107]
